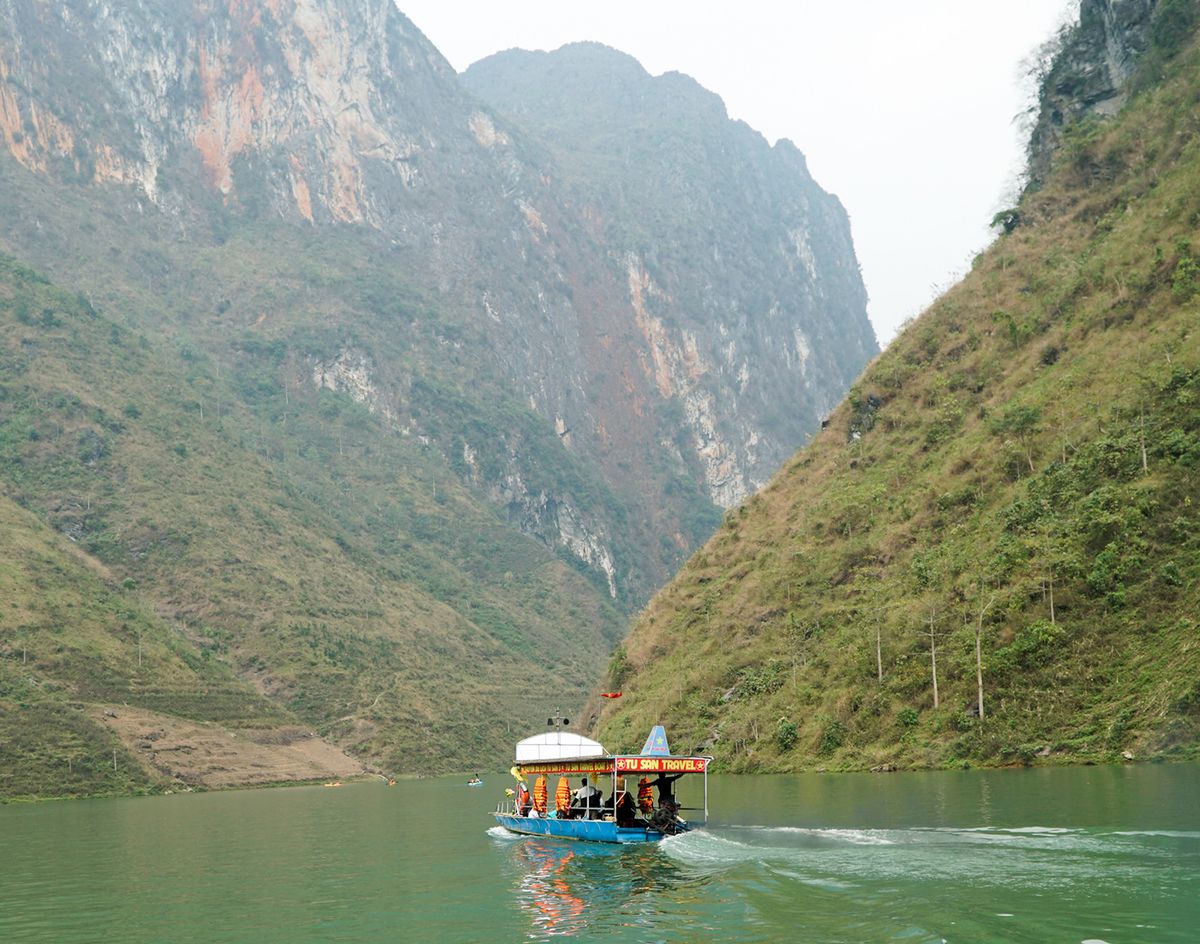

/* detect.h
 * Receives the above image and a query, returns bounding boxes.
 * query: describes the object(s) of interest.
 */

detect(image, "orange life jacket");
[533,775,548,814]
[637,777,653,813]
[555,777,572,814]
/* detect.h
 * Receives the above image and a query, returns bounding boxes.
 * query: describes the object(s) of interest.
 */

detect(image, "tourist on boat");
[571,777,601,818]
[516,782,532,816]
[651,771,684,807]
[614,789,637,827]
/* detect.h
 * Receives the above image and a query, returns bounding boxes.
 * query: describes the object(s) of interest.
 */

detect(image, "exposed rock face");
[1028,0,1159,184]
[465,43,876,508]
[0,0,464,222]
[0,0,875,602]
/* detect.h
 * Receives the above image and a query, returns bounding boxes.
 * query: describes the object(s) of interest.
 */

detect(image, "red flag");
[600,692,622,699]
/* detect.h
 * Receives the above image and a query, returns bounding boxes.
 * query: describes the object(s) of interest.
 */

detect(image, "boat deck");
[493,812,679,844]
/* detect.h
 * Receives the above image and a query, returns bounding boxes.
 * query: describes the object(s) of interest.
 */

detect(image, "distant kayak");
[467,778,484,787]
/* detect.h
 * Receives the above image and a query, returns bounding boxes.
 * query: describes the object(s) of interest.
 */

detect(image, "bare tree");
[973,591,997,721]
[875,609,884,685]
[852,569,888,684]
[920,605,941,709]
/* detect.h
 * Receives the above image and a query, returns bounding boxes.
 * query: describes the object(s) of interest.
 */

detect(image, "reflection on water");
[514,841,589,936]
[498,833,717,940]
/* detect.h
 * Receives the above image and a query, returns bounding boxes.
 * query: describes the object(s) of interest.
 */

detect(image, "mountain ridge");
[0,0,875,794]
[592,0,1200,768]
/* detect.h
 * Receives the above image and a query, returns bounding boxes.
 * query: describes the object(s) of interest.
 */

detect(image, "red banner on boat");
[614,756,708,774]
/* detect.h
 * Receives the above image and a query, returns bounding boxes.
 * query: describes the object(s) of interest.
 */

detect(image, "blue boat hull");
[494,813,677,844]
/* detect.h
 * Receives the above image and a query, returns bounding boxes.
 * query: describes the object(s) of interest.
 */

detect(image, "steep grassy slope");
[595,23,1200,769]
[0,250,621,782]
[0,490,293,799]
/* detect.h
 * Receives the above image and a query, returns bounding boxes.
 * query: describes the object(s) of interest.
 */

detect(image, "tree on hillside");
[1023,500,1080,627]
[910,544,946,709]
[785,611,819,682]
[921,603,943,709]
[990,404,1042,477]
[851,567,889,684]
[969,586,998,721]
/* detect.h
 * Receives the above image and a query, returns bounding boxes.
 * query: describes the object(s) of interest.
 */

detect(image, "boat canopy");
[513,725,710,777]
[515,731,607,764]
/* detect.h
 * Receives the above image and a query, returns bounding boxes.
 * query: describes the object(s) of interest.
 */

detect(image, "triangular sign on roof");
[640,725,671,757]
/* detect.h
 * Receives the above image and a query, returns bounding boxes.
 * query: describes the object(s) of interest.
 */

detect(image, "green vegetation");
[0,491,285,799]
[0,235,623,791]
[596,24,1200,771]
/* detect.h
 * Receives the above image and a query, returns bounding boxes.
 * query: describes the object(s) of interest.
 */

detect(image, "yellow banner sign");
[518,759,613,776]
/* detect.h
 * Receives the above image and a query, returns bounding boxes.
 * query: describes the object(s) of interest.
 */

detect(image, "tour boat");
[492,722,710,844]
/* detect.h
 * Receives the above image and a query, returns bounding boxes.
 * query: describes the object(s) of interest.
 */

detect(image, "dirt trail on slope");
[92,706,367,789]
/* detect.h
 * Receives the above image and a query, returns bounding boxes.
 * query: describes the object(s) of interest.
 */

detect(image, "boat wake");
[658,822,1198,893]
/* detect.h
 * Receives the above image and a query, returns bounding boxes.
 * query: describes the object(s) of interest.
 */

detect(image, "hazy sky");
[398,1,1078,345]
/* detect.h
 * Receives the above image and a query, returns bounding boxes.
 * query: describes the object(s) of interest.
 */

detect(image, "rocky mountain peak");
[1,0,878,611]
[0,0,477,222]
[1027,0,1159,184]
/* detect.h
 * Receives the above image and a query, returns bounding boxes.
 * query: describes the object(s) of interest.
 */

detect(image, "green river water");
[0,764,1196,943]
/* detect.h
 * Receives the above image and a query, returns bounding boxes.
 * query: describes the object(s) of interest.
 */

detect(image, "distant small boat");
[467,777,484,787]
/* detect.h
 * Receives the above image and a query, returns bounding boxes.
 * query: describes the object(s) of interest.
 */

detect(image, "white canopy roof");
[515,731,607,763]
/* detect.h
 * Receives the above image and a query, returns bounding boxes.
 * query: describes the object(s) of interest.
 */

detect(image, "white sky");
[397,1,1078,345]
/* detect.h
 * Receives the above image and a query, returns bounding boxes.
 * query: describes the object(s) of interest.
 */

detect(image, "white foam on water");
[660,829,769,871]
[729,825,895,845]
[486,825,521,841]
[993,826,1078,835]
[1109,830,1200,838]
[952,826,1082,836]
[780,827,895,846]
[766,866,856,892]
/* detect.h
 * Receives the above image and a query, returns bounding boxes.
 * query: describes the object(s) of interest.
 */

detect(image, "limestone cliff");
[1027,0,1160,185]
[465,44,876,508]
[0,0,878,777]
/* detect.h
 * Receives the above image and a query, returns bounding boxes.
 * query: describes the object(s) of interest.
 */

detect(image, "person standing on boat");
[651,772,684,807]
[614,789,637,827]
[572,777,601,818]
